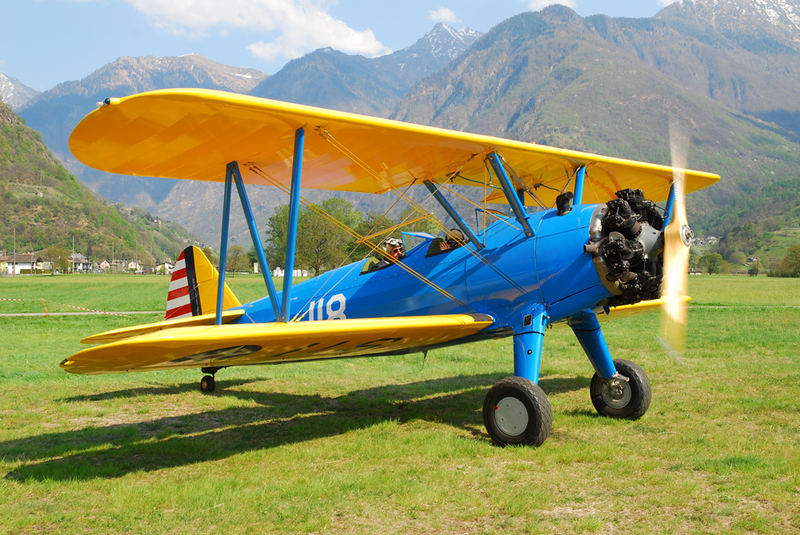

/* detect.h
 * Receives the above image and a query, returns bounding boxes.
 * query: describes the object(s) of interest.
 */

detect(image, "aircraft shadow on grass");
[3,373,588,482]
[58,378,264,403]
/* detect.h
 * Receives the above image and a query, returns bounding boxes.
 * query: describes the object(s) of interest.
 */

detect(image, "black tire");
[200,374,216,393]
[590,359,651,419]
[483,376,552,447]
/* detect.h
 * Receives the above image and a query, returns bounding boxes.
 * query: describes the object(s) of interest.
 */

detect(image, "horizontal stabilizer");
[81,310,245,344]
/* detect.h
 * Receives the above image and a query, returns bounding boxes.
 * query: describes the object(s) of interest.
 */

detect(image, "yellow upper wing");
[69,88,719,207]
[61,314,495,374]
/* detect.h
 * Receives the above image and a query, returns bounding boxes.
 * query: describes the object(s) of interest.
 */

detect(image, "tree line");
[696,217,800,277]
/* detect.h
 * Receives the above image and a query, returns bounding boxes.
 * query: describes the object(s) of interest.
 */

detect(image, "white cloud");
[428,7,459,24]
[527,0,577,10]
[125,0,390,62]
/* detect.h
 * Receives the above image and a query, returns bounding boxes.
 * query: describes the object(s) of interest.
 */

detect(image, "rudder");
[166,246,241,319]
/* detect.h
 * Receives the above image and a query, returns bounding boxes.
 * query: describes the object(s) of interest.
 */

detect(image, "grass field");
[1,274,799,534]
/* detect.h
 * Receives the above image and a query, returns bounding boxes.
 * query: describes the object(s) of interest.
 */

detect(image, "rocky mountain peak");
[658,0,800,46]
[80,54,268,95]
[421,23,483,59]
[375,22,482,83]
[0,72,39,110]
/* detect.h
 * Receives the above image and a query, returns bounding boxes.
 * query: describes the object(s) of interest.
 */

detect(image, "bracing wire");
[316,132,531,296]
[246,164,474,316]
[272,129,532,303]
[494,153,548,208]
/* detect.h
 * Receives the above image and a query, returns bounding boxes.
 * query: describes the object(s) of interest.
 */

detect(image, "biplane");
[62,88,719,446]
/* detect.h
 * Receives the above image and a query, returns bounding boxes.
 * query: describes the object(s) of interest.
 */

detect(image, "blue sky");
[1,0,672,91]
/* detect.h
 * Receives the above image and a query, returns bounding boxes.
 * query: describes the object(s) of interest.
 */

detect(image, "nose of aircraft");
[584,188,665,307]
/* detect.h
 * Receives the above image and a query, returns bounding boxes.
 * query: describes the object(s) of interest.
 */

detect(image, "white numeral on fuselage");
[307,293,347,320]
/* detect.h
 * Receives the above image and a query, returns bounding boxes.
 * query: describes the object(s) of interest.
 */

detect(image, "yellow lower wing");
[62,314,494,374]
[603,296,691,320]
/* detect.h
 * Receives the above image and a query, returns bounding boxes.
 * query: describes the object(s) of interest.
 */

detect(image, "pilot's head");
[447,228,465,245]
[384,237,404,259]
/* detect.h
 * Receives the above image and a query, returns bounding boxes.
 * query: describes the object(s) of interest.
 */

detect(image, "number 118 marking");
[307,293,347,321]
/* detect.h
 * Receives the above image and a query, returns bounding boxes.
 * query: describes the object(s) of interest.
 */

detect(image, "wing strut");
[422,180,484,250]
[663,182,676,226]
[281,127,305,323]
[486,152,534,237]
[216,161,284,324]
[216,169,234,325]
[573,165,586,205]
[230,162,281,319]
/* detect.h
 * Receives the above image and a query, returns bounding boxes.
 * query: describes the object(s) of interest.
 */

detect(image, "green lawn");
[1,275,798,534]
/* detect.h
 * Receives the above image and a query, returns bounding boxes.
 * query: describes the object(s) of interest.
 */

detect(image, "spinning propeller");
[660,120,693,357]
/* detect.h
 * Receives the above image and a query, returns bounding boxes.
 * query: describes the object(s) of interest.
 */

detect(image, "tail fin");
[166,246,241,320]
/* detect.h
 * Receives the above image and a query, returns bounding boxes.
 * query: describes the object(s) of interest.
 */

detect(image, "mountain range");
[4,0,800,248]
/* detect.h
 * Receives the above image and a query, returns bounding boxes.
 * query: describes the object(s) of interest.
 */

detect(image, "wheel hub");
[601,374,631,409]
[494,396,528,436]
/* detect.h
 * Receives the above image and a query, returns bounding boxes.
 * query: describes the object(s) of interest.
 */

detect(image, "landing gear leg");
[569,309,651,419]
[200,367,220,393]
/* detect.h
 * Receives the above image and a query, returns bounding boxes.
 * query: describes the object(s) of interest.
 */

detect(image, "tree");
[201,246,219,267]
[777,243,800,277]
[41,245,70,275]
[353,212,398,259]
[226,245,249,276]
[265,205,290,269]
[699,253,723,274]
[266,199,363,276]
[298,199,362,275]
[728,251,747,265]
[247,247,259,268]
[400,207,441,235]
[688,247,699,272]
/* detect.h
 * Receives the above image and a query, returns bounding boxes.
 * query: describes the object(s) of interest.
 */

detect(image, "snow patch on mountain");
[0,72,39,110]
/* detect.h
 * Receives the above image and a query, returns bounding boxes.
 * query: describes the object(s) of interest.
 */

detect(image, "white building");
[0,253,44,275]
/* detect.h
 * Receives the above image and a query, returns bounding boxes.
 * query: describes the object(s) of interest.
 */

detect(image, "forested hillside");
[0,101,195,263]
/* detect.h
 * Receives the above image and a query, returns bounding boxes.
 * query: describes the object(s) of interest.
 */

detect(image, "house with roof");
[69,253,92,273]
[0,253,44,275]
[155,261,175,275]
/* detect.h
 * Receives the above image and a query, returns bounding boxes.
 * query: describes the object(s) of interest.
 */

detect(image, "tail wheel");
[590,359,651,419]
[483,376,552,447]
[200,374,216,393]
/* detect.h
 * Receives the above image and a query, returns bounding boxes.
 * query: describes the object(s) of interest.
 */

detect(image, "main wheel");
[483,376,552,447]
[200,374,216,393]
[590,359,651,419]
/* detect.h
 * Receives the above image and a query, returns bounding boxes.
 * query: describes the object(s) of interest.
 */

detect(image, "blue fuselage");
[235,203,611,335]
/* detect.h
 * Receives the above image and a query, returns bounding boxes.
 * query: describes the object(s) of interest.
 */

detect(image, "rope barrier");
[0,297,131,317]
